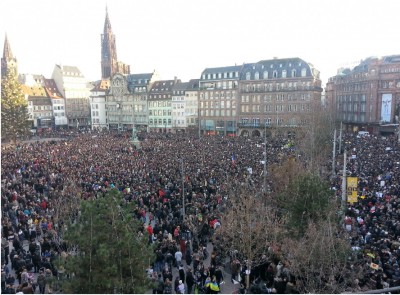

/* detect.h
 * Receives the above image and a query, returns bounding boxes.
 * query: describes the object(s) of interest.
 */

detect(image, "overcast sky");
[1,0,399,85]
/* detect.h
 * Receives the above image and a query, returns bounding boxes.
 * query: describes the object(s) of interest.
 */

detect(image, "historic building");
[148,78,180,132]
[89,79,109,129]
[199,66,241,135]
[185,79,200,131]
[325,55,400,135]
[43,78,68,128]
[20,84,52,129]
[171,82,189,132]
[1,34,18,79]
[105,72,158,131]
[238,57,322,137]
[101,7,130,79]
[126,72,159,131]
[51,64,91,128]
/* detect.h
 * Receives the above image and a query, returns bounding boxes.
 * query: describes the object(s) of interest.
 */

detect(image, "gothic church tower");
[1,34,18,79]
[101,7,130,79]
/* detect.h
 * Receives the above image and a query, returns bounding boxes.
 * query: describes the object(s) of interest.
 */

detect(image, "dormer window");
[254,72,259,80]
[301,68,307,77]
[273,71,278,78]
[263,71,268,79]
[282,70,287,78]
[292,69,297,77]
[246,72,251,80]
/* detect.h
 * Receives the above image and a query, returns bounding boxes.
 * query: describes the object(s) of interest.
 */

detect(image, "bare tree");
[214,186,286,290]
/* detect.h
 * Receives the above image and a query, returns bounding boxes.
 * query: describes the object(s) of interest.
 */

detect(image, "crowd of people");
[1,128,400,293]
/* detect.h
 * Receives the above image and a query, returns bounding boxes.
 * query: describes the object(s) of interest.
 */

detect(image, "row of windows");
[240,117,307,126]
[337,94,367,102]
[149,101,172,107]
[242,81,312,92]
[149,110,172,116]
[33,105,52,111]
[202,71,239,80]
[200,101,237,108]
[241,104,310,113]
[149,119,172,125]
[339,113,366,122]
[241,93,311,102]
[336,102,367,112]
[245,68,307,80]
[200,110,237,117]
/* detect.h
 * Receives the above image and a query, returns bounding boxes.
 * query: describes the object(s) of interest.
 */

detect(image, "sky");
[1,0,399,86]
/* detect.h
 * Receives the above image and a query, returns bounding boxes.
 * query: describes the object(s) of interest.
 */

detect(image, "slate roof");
[200,65,243,79]
[241,57,315,80]
[55,64,83,77]
[186,79,200,90]
[172,82,189,92]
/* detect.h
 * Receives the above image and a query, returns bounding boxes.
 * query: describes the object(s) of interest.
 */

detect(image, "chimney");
[174,76,177,84]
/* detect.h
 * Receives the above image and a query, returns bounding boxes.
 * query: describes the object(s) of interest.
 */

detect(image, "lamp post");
[131,105,140,148]
[181,158,185,220]
[263,122,267,194]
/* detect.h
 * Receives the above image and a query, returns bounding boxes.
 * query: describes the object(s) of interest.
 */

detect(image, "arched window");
[273,71,278,78]
[282,70,287,78]
[246,72,251,80]
[263,71,268,79]
[292,69,297,77]
[301,68,307,77]
[254,72,259,80]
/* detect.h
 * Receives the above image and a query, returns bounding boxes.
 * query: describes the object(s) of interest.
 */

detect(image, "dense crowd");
[1,129,400,293]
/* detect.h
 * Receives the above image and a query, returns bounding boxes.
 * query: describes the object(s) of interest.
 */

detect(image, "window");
[301,68,307,77]
[263,71,268,79]
[254,72,259,80]
[282,70,287,78]
[273,71,278,78]
[292,69,296,77]
[246,72,251,80]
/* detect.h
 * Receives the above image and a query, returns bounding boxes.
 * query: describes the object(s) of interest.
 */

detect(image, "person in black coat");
[185,247,192,266]
[179,264,185,284]
[186,268,195,294]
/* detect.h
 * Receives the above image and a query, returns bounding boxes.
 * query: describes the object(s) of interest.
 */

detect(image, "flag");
[231,154,236,165]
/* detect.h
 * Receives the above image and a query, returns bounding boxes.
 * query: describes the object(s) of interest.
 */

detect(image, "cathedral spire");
[2,33,18,79]
[3,33,14,59]
[104,5,112,33]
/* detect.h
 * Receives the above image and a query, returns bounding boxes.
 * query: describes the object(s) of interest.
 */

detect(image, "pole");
[263,125,267,194]
[339,121,343,153]
[332,128,336,177]
[181,158,185,220]
[341,149,347,213]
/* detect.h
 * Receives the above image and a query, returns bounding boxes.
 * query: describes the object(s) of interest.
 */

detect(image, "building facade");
[1,34,17,79]
[90,79,109,129]
[172,82,189,132]
[148,79,180,133]
[325,55,400,135]
[238,58,322,137]
[43,78,68,128]
[185,79,200,131]
[126,72,159,131]
[199,66,241,135]
[51,64,91,128]
[21,84,53,129]
[101,8,130,79]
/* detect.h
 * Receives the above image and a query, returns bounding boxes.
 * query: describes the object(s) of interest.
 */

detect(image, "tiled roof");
[91,79,110,91]
[21,84,47,97]
[43,79,64,99]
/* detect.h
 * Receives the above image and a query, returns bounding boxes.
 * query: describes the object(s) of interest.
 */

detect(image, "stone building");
[325,55,400,135]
